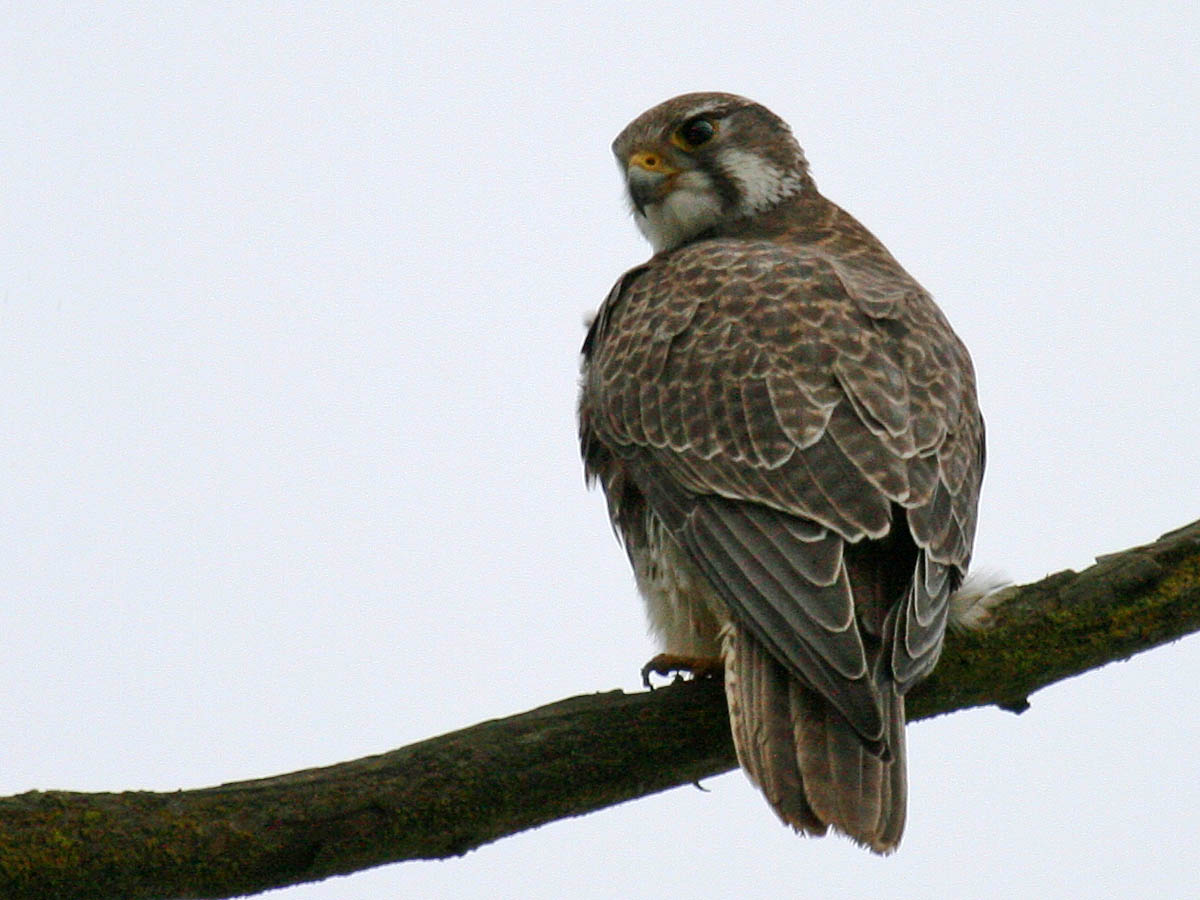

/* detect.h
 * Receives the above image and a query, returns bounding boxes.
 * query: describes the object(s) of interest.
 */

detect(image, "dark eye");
[675,116,716,150]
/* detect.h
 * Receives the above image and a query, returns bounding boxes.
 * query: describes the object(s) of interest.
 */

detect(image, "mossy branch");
[3,519,1199,900]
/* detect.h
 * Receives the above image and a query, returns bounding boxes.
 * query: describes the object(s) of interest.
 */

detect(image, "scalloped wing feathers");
[580,166,983,851]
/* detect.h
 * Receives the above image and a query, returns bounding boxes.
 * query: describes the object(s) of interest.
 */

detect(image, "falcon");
[579,93,984,852]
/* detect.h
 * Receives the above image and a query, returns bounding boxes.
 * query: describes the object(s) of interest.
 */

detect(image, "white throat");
[632,169,723,253]
[631,150,804,253]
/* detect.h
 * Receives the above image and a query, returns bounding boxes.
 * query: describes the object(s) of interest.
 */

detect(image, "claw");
[640,653,725,689]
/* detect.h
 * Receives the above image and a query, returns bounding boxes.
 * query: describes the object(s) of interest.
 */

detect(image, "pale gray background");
[3,4,1197,898]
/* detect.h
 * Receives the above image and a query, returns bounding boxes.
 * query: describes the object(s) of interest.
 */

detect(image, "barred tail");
[724,623,906,853]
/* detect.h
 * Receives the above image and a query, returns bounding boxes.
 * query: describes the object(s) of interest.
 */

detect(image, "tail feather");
[725,624,826,835]
[725,623,906,853]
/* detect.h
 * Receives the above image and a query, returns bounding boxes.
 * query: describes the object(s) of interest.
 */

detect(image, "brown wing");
[581,237,984,740]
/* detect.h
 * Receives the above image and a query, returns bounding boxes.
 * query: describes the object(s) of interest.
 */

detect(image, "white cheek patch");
[718,148,804,216]
[634,170,723,253]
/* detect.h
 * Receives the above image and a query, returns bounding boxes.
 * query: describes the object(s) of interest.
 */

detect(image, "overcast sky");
[2,4,1197,898]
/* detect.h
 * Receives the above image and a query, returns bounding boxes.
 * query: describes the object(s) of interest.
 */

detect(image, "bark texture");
[3,519,1198,900]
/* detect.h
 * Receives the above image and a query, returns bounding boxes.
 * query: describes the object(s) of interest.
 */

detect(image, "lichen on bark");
[2,519,1198,900]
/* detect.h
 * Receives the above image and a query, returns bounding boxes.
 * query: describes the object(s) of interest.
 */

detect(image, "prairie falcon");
[579,93,984,852]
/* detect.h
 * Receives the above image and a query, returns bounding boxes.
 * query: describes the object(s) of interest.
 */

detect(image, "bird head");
[612,92,811,253]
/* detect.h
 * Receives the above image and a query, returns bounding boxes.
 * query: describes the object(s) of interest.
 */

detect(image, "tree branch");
[4,519,1199,900]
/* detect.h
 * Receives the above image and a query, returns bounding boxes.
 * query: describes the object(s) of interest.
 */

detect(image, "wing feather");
[581,235,984,741]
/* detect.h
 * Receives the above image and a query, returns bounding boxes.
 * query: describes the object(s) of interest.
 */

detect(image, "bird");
[578,92,984,852]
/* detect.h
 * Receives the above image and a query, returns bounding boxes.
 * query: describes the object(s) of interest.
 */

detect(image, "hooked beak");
[626,150,679,214]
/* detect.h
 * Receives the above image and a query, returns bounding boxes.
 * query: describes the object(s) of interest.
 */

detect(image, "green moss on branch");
[2,519,1198,900]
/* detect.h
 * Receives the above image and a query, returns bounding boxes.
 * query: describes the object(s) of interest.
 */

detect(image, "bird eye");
[673,116,716,151]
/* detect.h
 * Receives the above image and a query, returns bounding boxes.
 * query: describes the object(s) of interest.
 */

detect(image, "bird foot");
[641,653,725,689]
